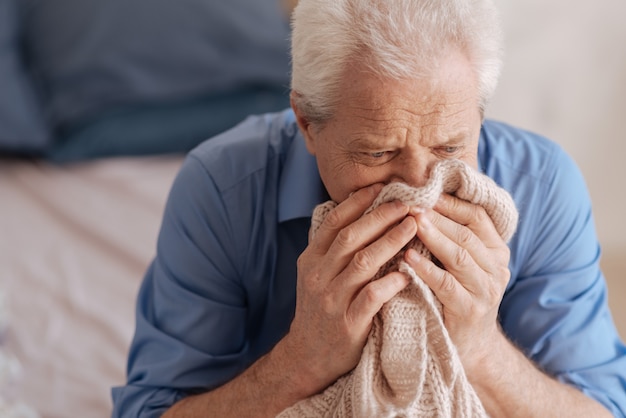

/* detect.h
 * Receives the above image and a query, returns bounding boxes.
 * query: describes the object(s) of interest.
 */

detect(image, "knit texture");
[278,159,518,418]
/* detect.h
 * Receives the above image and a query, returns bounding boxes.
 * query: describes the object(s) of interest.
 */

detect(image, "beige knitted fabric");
[278,159,518,418]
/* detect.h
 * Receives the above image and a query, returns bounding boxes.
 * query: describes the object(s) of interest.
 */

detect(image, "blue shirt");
[112,109,626,417]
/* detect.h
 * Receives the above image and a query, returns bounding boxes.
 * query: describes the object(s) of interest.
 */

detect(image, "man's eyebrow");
[433,129,472,144]
[346,128,472,148]
[346,135,399,148]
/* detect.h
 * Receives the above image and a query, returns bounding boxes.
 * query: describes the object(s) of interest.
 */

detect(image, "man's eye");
[370,151,387,158]
[440,146,460,155]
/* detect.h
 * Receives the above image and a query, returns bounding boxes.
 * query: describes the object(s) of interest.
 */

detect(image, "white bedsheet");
[0,156,184,418]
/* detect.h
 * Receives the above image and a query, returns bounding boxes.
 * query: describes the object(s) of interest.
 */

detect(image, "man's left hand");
[403,192,511,372]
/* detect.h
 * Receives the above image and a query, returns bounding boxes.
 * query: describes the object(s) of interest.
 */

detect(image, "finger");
[404,248,469,309]
[433,194,511,287]
[425,210,492,267]
[416,211,511,298]
[328,215,417,296]
[321,201,413,287]
[414,212,486,293]
[311,184,383,254]
[423,196,511,277]
[347,271,410,331]
[433,194,502,246]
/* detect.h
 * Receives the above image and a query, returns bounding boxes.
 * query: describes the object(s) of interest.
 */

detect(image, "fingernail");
[394,200,408,211]
[406,248,420,263]
[409,206,425,216]
[418,214,432,230]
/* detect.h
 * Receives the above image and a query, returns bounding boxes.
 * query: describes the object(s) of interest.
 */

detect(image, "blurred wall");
[487,0,626,338]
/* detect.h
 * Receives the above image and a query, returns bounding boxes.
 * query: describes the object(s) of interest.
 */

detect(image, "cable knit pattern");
[278,159,518,418]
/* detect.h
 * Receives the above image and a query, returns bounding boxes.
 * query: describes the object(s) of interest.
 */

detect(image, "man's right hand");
[282,183,416,396]
[163,184,417,418]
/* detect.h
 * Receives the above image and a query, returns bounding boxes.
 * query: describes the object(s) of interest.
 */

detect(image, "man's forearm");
[469,332,612,417]
[162,338,314,418]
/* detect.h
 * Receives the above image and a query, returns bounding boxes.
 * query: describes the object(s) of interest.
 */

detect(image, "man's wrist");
[269,333,329,403]
[461,326,522,393]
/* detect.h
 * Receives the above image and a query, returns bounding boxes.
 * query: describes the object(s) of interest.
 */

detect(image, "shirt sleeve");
[500,146,626,416]
[111,155,253,417]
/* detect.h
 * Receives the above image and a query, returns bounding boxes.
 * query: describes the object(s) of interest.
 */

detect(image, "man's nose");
[388,152,433,188]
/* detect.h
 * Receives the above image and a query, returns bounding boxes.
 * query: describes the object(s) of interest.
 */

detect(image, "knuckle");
[496,265,511,287]
[499,245,511,261]
[439,271,457,294]
[491,247,511,285]
[457,226,474,247]
[370,206,389,224]
[362,282,384,305]
[485,281,500,301]
[296,251,312,275]
[482,268,509,305]
[296,251,323,290]
[336,226,359,249]
[468,304,488,321]
[454,247,472,268]
[352,249,375,274]
[485,283,503,306]
[319,293,336,314]
[324,208,343,230]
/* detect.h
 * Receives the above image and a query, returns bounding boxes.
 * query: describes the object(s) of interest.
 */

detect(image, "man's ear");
[290,91,317,156]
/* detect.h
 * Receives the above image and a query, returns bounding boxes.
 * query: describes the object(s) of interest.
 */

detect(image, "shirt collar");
[278,129,328,222]
[478,123,486,173]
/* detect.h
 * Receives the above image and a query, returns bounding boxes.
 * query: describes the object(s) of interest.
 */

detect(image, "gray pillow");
[21,0,292,134]
[0,0,50,153]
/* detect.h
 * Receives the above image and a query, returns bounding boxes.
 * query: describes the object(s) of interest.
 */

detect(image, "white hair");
[290,0,504,124]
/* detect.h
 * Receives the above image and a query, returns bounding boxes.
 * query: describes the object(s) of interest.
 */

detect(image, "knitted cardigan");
[278,159,519,418]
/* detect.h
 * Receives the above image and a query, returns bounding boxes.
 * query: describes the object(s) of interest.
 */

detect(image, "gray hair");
[290,0,504,124]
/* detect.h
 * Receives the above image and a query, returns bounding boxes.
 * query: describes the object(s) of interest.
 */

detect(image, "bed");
[0,1,291,414]
[0,155,184,417]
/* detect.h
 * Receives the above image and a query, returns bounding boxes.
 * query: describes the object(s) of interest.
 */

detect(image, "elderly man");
[112,0,626,416]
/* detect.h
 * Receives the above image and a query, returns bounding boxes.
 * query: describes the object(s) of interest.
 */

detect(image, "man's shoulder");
[188,108,298,190]
[480,119,566,185]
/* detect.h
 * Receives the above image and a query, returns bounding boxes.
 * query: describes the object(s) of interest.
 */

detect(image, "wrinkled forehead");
[326,65,481,138]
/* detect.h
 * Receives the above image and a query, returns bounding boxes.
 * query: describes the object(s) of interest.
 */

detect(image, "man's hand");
[164,184,416,418]
[165,190,612,418]
[401,193,612,418]
[404,193,511,371]
[283,183,415,395]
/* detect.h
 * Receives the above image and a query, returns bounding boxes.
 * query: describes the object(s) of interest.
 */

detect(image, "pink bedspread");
[0,156,184,418]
